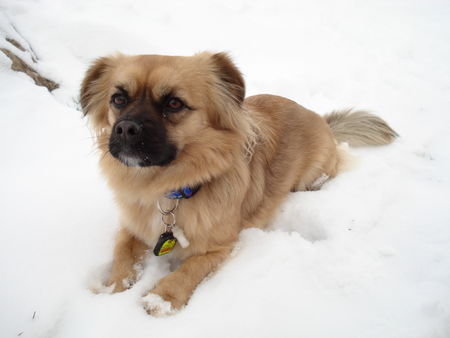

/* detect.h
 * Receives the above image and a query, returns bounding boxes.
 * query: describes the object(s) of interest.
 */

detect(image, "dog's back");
[241,94,397,228]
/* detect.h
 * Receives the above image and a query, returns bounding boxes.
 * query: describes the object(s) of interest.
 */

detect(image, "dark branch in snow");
[6,37,26,51]
[1,39,58,92]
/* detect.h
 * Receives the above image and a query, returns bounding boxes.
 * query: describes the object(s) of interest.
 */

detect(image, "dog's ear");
[80,56,113,114]
[210,52,245,105]
[80,56,120,132]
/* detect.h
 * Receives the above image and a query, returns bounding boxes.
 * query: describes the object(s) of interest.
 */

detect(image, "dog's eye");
[111,94,128,108]
[165,98,185,113]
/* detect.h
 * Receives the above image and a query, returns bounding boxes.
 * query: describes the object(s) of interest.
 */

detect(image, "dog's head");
[80,52,246,167]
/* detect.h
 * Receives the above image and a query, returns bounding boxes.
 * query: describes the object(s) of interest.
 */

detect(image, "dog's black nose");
[114,120,141,139]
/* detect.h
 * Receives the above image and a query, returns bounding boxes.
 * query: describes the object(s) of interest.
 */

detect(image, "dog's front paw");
[106,262,143,293]
[90,281,116,294]
[142,293,175,317]
[105,276,133,293]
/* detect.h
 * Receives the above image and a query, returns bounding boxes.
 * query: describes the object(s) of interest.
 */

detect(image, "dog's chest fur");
[117,193,218,259]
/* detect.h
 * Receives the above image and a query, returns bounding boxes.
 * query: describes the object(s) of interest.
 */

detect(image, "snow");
[1,0,450,337]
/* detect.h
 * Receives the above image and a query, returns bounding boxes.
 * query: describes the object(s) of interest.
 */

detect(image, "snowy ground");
[1,0,450,337]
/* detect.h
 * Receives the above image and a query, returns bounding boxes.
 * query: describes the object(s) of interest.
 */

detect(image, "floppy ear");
[81,57,108,113]
[210,52,245,105]
[204,52,255,144]
[80,56,118,132]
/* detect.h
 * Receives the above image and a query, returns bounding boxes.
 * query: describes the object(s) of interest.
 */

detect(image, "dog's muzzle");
[109,117,177,167]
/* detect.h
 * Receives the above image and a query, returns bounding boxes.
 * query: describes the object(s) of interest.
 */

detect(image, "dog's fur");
[80,52,397,314]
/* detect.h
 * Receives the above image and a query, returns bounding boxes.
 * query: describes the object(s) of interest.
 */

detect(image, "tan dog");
[80,52,397,315]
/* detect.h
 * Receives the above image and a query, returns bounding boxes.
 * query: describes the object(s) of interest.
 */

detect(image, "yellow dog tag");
[153,231,177,256]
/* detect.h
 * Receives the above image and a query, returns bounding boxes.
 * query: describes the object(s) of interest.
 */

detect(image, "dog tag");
[153,231,177,256]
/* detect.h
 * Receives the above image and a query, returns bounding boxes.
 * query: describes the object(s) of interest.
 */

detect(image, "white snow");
[1,0,450,337]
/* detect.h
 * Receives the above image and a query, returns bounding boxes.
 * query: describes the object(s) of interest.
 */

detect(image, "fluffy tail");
[324,109,398,147]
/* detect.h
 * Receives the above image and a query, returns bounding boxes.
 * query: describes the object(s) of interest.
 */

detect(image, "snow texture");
[1,0,450,337]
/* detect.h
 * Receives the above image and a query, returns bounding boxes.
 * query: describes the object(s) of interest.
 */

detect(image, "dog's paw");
[106,277,132,293]
[87,263,116,294]
[106,262,144,293]
[142,293,175,317]
[90,282,116,294]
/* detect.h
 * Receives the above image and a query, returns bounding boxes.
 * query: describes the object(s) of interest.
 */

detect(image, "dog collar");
[165,185,201,200]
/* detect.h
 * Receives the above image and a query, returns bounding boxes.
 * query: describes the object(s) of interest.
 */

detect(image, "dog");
[80,52,397,315]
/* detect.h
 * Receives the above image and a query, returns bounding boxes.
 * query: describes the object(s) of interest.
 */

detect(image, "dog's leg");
[107,227,148,293]
[143,247,231,315]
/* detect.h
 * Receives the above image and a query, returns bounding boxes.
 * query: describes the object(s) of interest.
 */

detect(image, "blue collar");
[165,185,201,200]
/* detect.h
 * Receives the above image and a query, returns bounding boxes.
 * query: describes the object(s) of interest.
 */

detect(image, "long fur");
[324,109,399,147]
[80,52,397,314]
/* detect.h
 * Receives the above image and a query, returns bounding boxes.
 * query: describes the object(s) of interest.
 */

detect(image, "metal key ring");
[161,211,176,227]
[157,199,179,214]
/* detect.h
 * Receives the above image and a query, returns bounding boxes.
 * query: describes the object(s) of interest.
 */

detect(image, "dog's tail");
[324,109,398,147]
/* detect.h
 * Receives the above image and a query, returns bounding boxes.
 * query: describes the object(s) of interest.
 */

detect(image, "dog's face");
[80,52,245,168]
